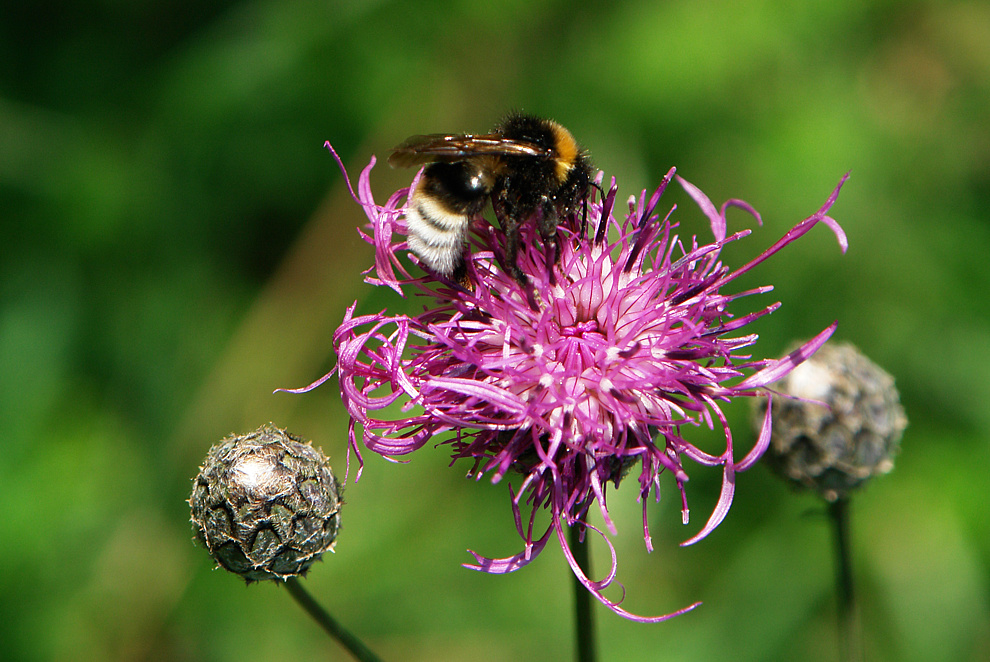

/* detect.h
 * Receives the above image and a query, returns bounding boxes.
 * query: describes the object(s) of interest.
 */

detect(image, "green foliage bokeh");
[2,1,988,660]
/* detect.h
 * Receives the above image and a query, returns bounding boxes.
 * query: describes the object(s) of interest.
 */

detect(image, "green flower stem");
[285,577,384,662]
[828,497,862,662]
[570,521,598,662]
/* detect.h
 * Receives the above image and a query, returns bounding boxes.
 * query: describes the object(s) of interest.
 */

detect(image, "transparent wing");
[388,133,550,168]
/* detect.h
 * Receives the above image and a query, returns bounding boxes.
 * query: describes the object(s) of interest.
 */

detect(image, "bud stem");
[828,497,862,662]
[284,577,385,662]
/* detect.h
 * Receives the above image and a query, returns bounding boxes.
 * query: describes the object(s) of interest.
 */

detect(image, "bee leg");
[538,202,560,284]
[492,195,529,287]
[503,222,529,287]
[541,200,560,238]
[450,256,475,292]
[503,215,541,310]
[579,196,589,240]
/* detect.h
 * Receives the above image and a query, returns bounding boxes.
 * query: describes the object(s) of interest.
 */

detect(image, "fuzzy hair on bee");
[388,113,594,286]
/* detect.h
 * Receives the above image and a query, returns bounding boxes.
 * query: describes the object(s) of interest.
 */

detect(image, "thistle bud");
[189,424,342,581]
[755,342,907,501]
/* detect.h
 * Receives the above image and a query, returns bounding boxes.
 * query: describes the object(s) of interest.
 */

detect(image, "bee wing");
[388,133,550,168]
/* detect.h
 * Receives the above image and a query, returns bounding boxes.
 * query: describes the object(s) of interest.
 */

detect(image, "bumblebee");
[388,113,594,285]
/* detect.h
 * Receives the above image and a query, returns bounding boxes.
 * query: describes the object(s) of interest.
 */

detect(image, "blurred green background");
[2,0,988,660]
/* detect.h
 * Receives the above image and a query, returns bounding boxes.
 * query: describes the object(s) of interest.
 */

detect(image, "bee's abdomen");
[405,198,468,275]
[405,161,493,276]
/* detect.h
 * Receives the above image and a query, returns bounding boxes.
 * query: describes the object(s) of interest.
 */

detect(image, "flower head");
[291,143,848,621]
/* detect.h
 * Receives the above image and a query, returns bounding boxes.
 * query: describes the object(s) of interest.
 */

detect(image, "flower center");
[561,320,599,337]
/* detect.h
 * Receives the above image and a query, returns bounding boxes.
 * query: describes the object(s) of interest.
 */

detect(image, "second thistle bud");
[755,342,907,502]
[189,424,342,581]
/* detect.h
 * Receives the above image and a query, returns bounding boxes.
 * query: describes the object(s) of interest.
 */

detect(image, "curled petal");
[737,391,774,472]
[555,518,701,623]
[736,322,837,390]
[464,525,554,574]
[681,465,735,547]
[422,377,530,418]
[677,175,725,242]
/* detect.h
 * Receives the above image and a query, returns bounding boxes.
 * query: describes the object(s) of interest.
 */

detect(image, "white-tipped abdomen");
[405,195,471,276]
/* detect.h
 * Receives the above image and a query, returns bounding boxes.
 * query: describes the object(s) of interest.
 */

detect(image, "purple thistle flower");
[289,142,848,622]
